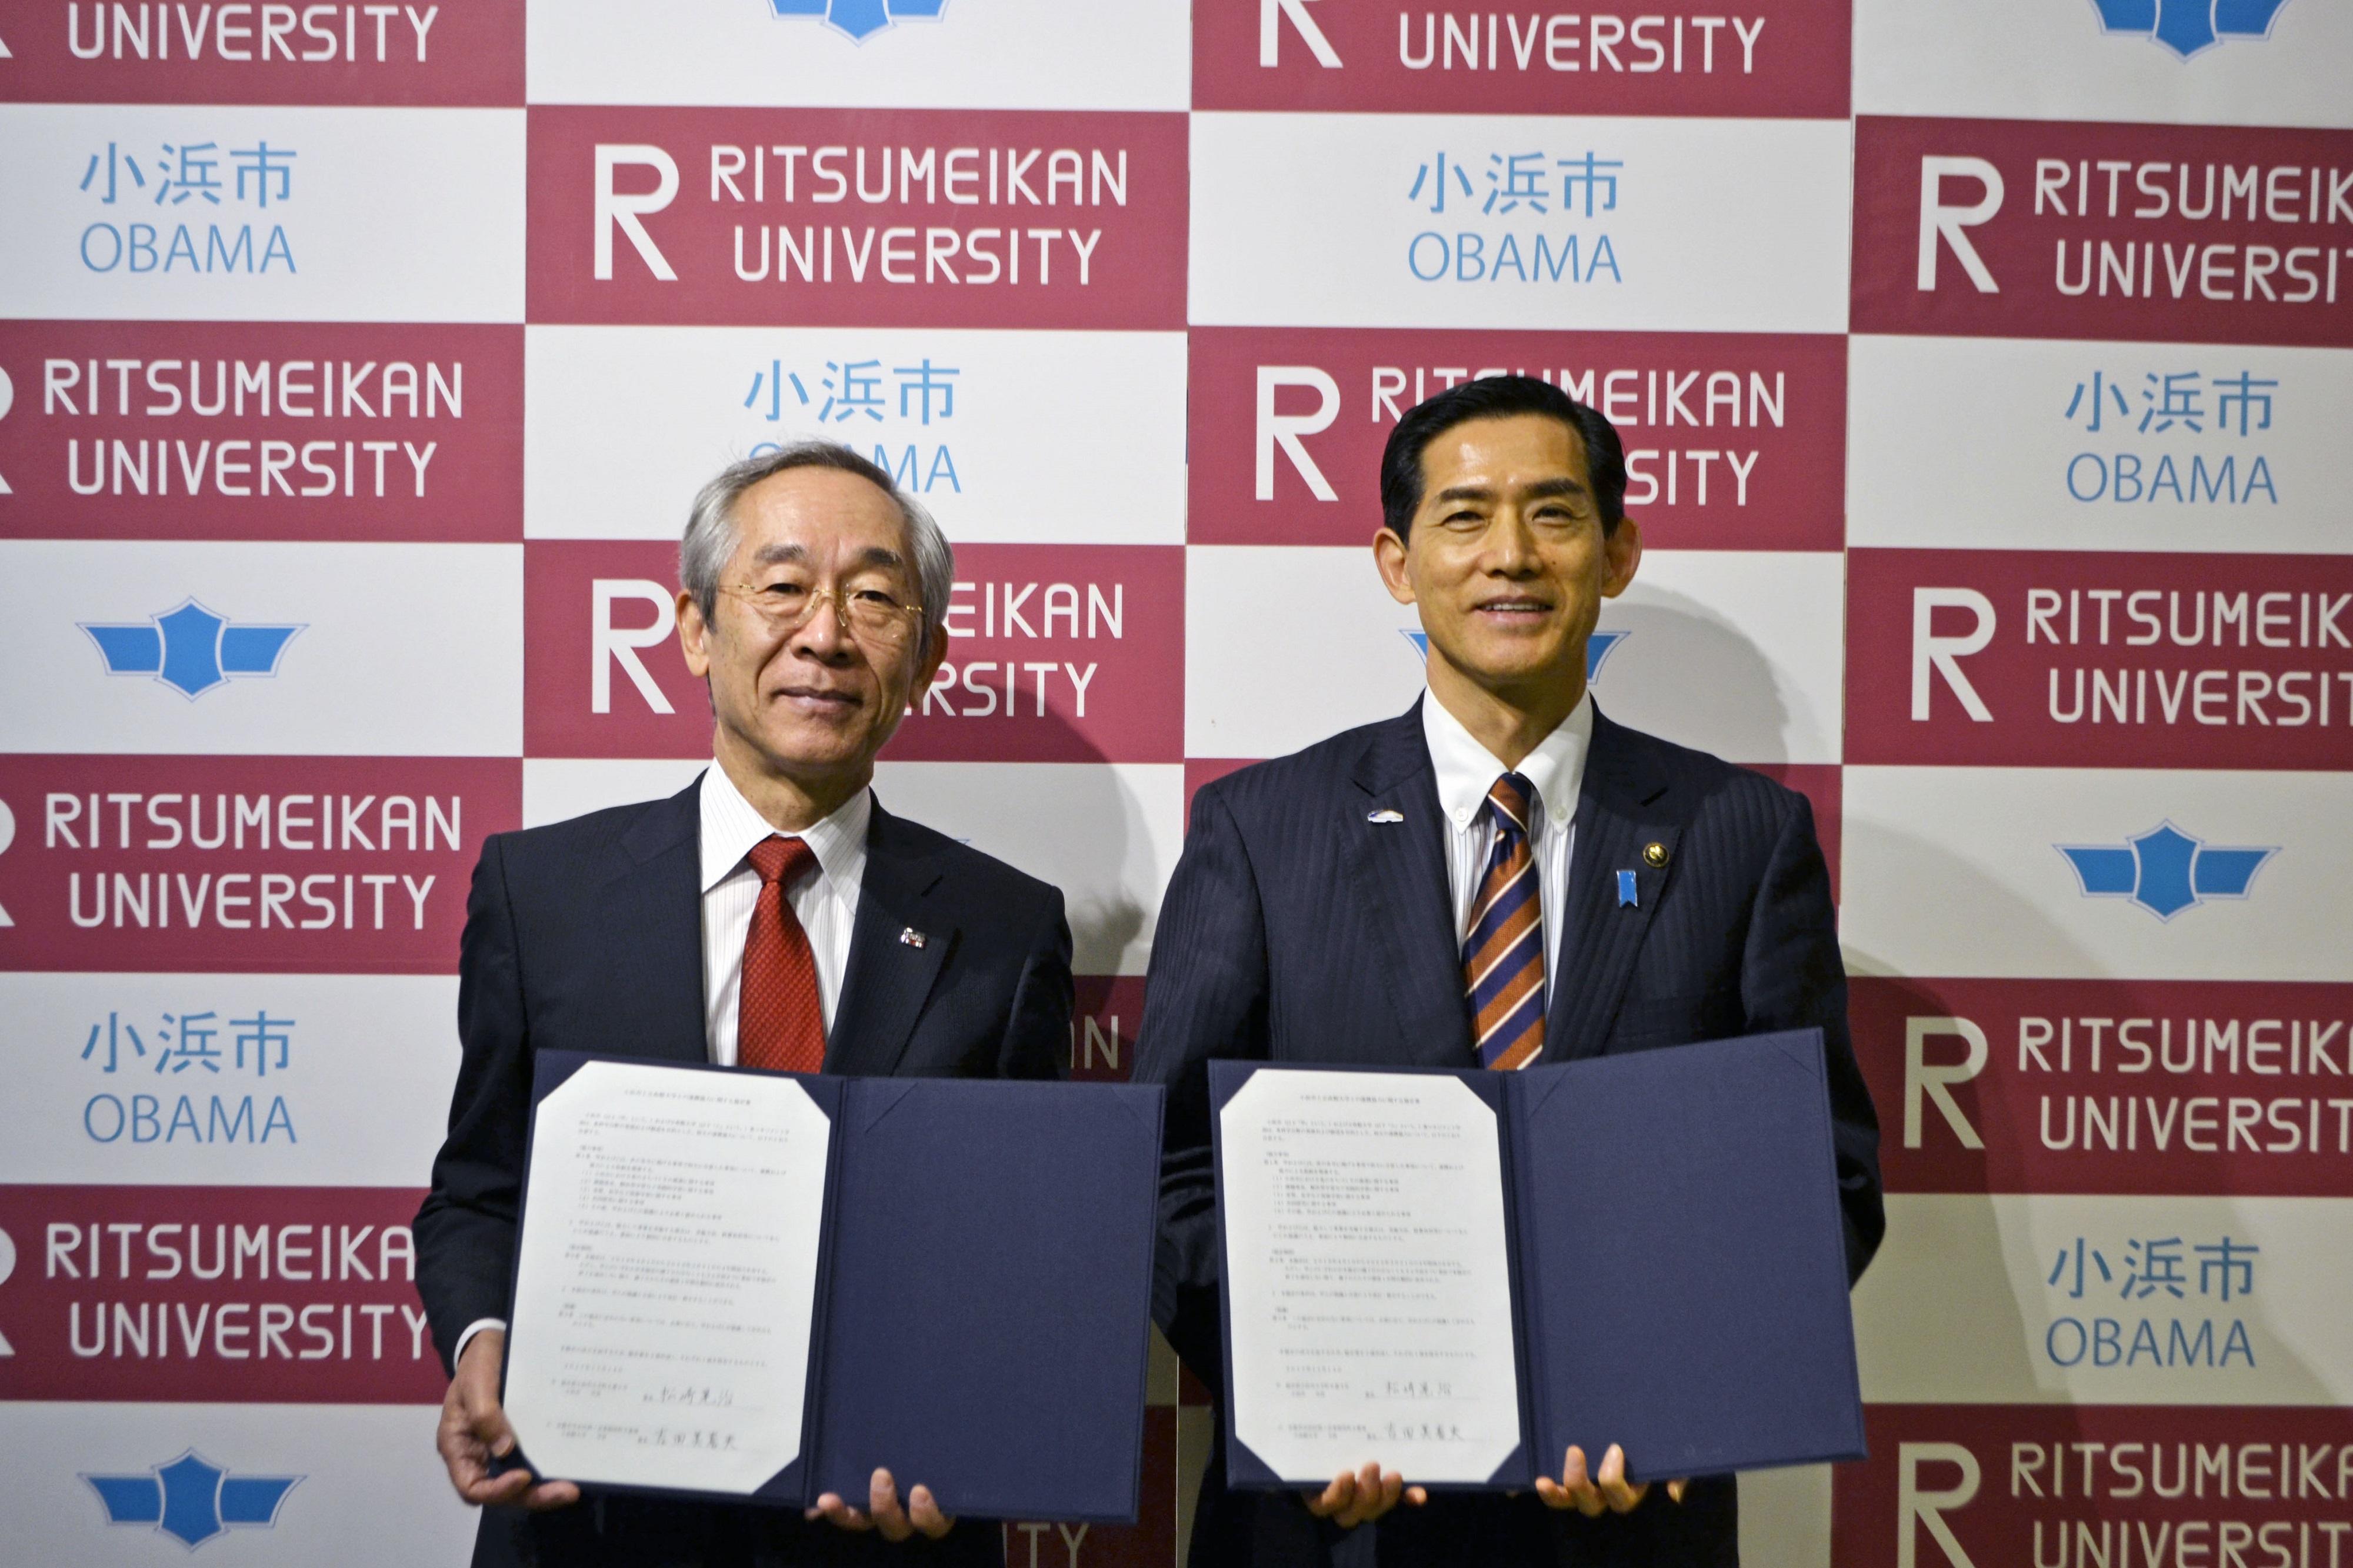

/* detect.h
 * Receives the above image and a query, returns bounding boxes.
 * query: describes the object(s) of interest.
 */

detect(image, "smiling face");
[1374,412,1642,734]
[677,466,944,808]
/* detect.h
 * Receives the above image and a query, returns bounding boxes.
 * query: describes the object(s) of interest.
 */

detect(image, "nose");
[788,589,857,661]
[1487,509,1542,576]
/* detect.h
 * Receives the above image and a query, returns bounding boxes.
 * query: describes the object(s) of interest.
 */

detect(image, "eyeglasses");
[720,581,924,646]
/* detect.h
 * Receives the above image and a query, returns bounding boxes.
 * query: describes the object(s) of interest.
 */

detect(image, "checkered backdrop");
[2,1,2349,1562]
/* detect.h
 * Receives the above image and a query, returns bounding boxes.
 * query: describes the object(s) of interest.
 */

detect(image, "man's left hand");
[807,1467,955,1541]
[1532,1444,1688,1516]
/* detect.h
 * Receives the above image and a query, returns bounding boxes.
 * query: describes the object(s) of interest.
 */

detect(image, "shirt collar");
[1421,687,1592,832]
[698,764,872,896]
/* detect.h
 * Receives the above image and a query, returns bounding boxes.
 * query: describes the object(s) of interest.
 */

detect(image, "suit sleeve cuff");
[453,1318,506,1368]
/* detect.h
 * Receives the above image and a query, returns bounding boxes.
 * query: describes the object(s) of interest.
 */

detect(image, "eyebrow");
[1430,476,1589,505]
[749,543,908,572]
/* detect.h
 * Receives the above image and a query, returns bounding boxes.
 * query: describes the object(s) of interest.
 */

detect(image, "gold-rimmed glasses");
[719,580,924,647]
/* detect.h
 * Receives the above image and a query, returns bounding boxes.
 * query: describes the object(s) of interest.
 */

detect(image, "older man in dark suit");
[414,442,1072,1567]
[1136,375,1882,1567]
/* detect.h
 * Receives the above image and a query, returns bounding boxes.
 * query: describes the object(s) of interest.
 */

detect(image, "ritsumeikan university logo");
[2057,822,2277,920]
[84,1450,301,1549]
[2089,0,2291,58]
[765,0,945,44]
[79,600,301,700]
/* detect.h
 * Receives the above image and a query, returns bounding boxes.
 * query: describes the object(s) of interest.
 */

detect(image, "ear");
[1600,515,1643,600]
[678,589,713,679]
[1373,528,1418,608]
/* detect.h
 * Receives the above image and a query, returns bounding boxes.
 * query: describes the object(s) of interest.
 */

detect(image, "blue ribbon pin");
[1616,870,1639,908]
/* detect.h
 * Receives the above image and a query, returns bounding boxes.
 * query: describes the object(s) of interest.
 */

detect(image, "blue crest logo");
[2089,0,2289,58]
[1402,628,1627,682]
[764,0,946,44]
[84,1451,301,1549]
[80,599,302,700]
[2056,821,2276,920]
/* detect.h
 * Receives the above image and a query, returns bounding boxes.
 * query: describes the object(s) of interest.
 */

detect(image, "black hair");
[1377,374,1628,541]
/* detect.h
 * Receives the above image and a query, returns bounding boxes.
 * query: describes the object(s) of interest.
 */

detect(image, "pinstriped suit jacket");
[1135,700,1884,1568]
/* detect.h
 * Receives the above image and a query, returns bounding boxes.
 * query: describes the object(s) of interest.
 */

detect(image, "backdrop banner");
[1,1,2346,1563]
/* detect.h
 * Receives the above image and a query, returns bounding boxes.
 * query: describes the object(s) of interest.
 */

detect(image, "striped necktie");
[1464,772,1545,1071]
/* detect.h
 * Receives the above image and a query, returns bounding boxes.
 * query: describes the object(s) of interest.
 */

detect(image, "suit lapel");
[1545,707,1679,1062]
[601,779,709,1065]
[1347,703,1476,1066]
[827,800,949,1077]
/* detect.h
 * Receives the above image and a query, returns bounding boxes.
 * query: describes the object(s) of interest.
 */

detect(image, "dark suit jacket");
[1135,702,1884,1568]
[414,777,1072,1568]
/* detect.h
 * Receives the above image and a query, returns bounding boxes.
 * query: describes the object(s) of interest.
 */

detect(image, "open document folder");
[1211,1029,1865,1489]
[499,1052,1164,1524]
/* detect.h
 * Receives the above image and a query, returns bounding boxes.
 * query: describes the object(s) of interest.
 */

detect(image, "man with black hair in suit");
[415,442,1072,1567]
[1137,376,1882,1566]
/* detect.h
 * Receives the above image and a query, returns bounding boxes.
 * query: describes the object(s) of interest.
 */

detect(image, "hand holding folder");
[443,1315,956,1539]
[804,1469,955,1541]
[437,1327,580,1514]
[1300,1437,1680,1528]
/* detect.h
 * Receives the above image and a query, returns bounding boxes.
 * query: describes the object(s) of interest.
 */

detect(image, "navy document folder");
[502,1051,1164,1523]
[1209,1030,1865,1489]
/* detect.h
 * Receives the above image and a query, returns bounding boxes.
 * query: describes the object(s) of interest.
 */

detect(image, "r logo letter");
[1898,1443,1982,1568]
[1261,0,1343,66]
[594,144,681,282]
[1917,156,2004,293]
[592,579,678,715]
[1911,588,1996,722]
[1256,366,1341,502]
[1904,1017,1987,1150]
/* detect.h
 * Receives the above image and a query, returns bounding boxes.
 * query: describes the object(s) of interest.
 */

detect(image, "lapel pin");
[1367,809,1405,824]
[1616,870,1639,908]
[899,927,928,949]
[1644,841,1669,868]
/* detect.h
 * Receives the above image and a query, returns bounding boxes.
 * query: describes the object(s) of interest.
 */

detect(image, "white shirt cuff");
[453,1317,507,1369]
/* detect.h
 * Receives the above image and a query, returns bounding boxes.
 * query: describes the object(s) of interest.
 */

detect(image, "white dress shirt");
[696,762,869,1063]
[452,766,872,1369]
[1422,688,1592,990]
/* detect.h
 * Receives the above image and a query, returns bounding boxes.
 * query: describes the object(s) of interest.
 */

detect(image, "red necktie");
[738,836,827,1075]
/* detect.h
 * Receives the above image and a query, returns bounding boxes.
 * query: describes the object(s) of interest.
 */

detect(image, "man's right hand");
[436,1329,581,1512]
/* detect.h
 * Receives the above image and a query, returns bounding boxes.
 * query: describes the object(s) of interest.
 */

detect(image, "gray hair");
[679,442,954,635]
